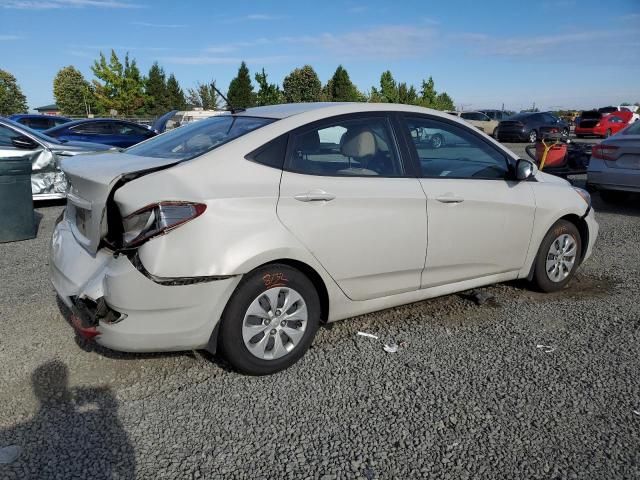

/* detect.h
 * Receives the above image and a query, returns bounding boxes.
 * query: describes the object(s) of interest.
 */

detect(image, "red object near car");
[575,111,632,138]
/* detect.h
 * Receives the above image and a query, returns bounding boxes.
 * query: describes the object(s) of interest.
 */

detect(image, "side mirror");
[515,158,537,180]
[11,136,38,150]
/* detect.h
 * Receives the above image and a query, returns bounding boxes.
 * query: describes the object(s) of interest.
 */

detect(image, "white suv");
[51,103,598,374]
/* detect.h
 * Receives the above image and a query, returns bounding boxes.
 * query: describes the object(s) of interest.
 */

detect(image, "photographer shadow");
[0,361,135,479]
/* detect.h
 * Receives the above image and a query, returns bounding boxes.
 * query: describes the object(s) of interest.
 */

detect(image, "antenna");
[212,84,245,114]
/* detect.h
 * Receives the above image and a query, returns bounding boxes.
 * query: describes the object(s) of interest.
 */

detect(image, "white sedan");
[50,103,598,375]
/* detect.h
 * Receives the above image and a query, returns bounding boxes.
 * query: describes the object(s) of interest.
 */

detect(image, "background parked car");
[7,114,71,131]
[576,111,632,138]
[44,118,157,148]
[0,118,111,199]
[496,112,569,143]
[587,119,640,202]
[478,109,513,121]
[457,111,499,137]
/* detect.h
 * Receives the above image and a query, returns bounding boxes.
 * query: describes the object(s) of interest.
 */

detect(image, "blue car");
[43,118,157,148]
[8,114,72,131]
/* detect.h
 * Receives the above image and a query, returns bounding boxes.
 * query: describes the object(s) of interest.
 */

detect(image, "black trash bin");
[0,154,36,242]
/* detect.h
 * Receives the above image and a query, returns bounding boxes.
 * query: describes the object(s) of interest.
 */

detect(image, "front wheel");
[219,264,320,375]
[532,220,581,292]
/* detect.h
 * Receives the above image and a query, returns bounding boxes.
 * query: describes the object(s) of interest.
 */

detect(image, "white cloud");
[280,25,438,59]
[0,0,142,9]
[161,55,291,65]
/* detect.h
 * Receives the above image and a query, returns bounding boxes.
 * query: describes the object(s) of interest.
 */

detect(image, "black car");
[496,112,569,143]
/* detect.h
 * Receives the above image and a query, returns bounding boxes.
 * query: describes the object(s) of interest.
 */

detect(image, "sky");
[0,0,639,112]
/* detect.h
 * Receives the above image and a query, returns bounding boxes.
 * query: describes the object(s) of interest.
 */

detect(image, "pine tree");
[327,65,361,102]
[254,68,282,106]
[419,76,437,108]
[53,66,96,116]
[282,65,322,103]
[227,62,255,109]
[145,62,169,115]
[166,74,186,110]
[0,69,28,115]
[434,92,454,111]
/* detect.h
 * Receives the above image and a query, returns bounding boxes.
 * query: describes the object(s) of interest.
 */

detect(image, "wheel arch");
[525,212,589,281]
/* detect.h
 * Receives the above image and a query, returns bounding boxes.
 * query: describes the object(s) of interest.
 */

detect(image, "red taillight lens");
[122,202,206,248]
[591,144,619,161]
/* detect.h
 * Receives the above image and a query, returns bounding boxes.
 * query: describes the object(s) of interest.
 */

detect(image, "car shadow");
[0,360,136,479]
[55,296,235,373]
[591,192,640,217]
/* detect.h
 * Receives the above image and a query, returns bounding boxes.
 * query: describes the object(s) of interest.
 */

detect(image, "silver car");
[0,118,111,200]
[587,120,640,202]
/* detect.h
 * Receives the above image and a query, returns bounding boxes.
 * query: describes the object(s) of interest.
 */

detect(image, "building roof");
[35,104,59,111]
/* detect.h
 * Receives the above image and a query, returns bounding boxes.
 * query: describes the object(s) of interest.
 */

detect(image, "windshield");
[126,115,273,160]
[2,118,62,144]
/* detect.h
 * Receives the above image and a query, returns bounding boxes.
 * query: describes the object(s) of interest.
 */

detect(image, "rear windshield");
[623,121,640,135]
[126,115,273,160]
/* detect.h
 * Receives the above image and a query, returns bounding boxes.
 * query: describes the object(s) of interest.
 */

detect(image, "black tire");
[532,220,582,293]
[600,189,628,203]
[430,133,444,149]
[219,264,320,375]
[528,130,538,143]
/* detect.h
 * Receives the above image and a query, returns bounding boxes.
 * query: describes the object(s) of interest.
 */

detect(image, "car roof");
[235,102,457,120]
[8,114,70,120]
[45,117,142,132]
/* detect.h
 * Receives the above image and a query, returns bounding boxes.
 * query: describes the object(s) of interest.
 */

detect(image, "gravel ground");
[1,142,639,479]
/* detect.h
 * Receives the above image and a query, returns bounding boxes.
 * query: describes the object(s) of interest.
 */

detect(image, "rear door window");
[71,122,112,135]
[286,116,404,177]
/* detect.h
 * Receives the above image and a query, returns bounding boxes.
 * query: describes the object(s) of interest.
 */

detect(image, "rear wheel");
[219,264,320,375]
[533,220,581,293]
[430,133,444,149]
[528,130,538,143]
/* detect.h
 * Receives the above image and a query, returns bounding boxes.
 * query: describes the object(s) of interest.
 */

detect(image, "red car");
[575,110,632,138]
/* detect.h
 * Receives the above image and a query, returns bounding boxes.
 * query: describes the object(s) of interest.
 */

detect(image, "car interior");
[290,121,402,177]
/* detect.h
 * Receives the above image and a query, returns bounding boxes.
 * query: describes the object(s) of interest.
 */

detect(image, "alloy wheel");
[242,287,308,360]
[545,234,578,283]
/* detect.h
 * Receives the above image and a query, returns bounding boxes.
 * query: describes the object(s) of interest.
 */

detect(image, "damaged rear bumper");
[50,219,241,352]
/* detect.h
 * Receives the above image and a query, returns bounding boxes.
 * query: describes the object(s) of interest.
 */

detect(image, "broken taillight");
[591,144,619,161]
[121,202,206,248]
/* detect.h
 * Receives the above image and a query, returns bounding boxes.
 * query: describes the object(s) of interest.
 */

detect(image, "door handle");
[435,194,464,204]
[294,190,336,202]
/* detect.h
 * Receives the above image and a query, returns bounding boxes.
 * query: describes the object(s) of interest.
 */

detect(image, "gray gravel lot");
[1,139,639,479]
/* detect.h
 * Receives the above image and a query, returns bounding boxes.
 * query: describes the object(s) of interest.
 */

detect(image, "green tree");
[254,68,283,106]
[166,74,186,110]
[0,69,28,115]
[325,65,361,102]
[283,65,322,103]
[53,66,96,116]
[434,92,454,111]
[227,62,255,109]
[145,62,168,115]
[398,83,419,105]
[370,70,399,103]
[91,50,146,115]
[419,76,437,107]
[186,81,219,109]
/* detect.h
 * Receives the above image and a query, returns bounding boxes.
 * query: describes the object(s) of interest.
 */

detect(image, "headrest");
[297,131,320,152]
[340,128,376,158]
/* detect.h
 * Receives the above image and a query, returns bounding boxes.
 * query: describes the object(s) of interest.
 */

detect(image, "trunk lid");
[61,152,179,254]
